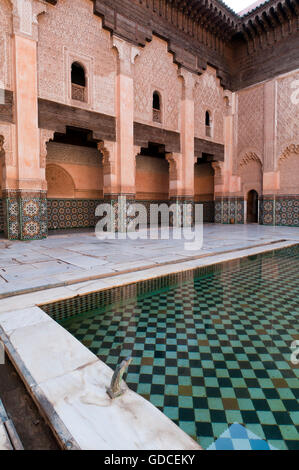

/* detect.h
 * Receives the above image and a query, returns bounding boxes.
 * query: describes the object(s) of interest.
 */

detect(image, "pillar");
[261,81,279,225]
[3,0,48,240]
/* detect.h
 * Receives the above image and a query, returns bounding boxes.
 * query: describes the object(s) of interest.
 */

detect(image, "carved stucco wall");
[239,159,263,196]
[194,67,225,144]
[276,71,299,164]
[279,150,299,195]
[37,0,116,116]
[0,0,12,91]
[46,164,75,198]
[133,36,181,132]
[236,84,264,173]
[0,123,15,167]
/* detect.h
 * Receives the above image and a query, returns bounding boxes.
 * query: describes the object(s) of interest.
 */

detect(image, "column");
[102,37,140,231]
[261,81,279,225]
[4,0,48,240]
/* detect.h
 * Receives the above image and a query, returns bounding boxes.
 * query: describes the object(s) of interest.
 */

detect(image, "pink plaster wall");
[194,163,214,201]
[136,156,169,200]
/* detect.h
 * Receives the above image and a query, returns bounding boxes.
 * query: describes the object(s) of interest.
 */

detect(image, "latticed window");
[153,91,162,123]
[71,62,86,102]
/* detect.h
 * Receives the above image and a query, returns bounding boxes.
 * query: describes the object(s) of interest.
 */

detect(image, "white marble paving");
[0,224,298,298]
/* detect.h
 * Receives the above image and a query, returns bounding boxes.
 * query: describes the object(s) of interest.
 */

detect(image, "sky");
[222,0,262,13]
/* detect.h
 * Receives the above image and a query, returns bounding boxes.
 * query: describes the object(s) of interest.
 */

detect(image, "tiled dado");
[47,197,140,232]
[47,199,103,231]
[4,191,47,241]
[215,198,245,224]
[261,195,299,227]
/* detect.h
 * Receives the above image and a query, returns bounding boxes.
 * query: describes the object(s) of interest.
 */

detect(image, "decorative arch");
[277,144,299,167]
[239,152,263,196]
[46,164,75,198]
[239,152,263,170]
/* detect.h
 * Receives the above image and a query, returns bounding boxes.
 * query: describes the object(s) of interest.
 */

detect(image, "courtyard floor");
[0,224,298,299]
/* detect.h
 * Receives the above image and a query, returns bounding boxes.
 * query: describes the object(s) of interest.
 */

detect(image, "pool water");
[61,246,299,450]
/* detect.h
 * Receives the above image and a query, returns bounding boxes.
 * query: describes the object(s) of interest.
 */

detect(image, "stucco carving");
[0,0,12,90]
[0,123,14,166]
[239,152,263,169]
[40,128,54,169]
[97,141,116,176]
[276,71,299,160]
[278,147,299,195]
[46,142,101,167]
[134,36,181,131]
[46,163,75,198]
[237,85,264,164]
[37,0,116,115]
[212,161,224,185]
[194,67,225,144]
[278,144,299,166]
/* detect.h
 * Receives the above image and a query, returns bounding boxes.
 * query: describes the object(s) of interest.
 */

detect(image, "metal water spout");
[107,356,132,399]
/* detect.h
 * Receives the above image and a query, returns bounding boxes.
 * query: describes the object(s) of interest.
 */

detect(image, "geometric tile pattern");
[276,197,299,227]
[207,423,278,450]
[4,191,48,240]
[5,195,20,240]
[61,244,299,450]
[47,198,215,231]
[261,196,299,227]
[47,199,103,230]
[20,196,48,240]
[215,198,245,224]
